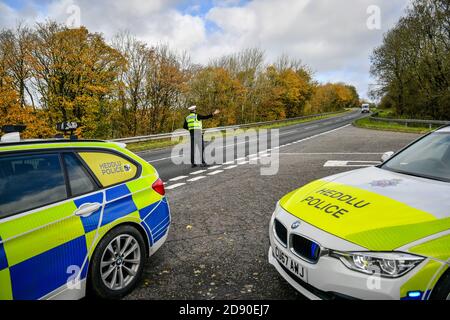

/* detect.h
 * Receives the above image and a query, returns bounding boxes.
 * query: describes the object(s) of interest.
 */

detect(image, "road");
[138,111,363,183]
[126,113,422,300]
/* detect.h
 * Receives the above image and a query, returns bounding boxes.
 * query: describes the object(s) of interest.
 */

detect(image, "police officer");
[183,106,220,168]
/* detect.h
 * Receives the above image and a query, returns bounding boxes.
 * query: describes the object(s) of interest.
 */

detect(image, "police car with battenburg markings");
[269,125,450,300]
[0,123,170,300]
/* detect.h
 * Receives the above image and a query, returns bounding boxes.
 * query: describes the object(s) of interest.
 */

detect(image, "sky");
[0,0,411,99]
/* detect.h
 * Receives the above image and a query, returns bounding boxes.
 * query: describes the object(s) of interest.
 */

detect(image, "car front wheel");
[89,225,146,299]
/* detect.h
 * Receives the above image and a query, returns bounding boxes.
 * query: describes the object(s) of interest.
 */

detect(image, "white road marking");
[147,123,351,163]
[224,165,238,170]
[237,161,249,165]
[303,125,318,130]
[223,160,235,165]
[148,155,182,163]
[169,176,188,181]
[208,165,222,170]
[187,176,206,182]
[280,130,297,135]
[280,152,384,155]
[191,170,207,175]
[279,124,350,148]
[324,160,381,167]
[208,170,224,175]
[166,183,186,190]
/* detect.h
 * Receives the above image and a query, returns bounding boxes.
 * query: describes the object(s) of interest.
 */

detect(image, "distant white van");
[361,104,370,113]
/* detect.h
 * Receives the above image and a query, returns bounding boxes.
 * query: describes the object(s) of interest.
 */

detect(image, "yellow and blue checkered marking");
[9,236,88,300]
[0,177,170,300]
[139,198,170,245]
[0,236,8,271]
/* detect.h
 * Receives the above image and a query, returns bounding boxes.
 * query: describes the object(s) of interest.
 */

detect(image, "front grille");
[274,219,287,246]
[291,234,321,263]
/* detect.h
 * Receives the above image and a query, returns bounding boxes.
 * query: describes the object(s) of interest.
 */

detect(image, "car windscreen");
[382,132,450,182]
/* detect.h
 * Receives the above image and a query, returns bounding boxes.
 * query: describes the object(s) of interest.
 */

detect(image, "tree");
[188,67,245,127]
[144,44,192,133]
[309,83,360,113]
[370,0,449,119]
[30,23,126,138]
[0,25,34,109]
[112,33,149,137]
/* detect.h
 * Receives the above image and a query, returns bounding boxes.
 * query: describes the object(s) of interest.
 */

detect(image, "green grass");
[353,117,437,134]
[256,110,351,130]
[126,110,352,152]
[126,139,181,152]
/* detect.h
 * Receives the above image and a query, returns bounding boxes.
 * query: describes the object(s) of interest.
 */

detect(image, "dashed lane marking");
[191,170,207,175]
[165,183,186,190]
[164,124,353,190]
[169,176,188,182]
[187,176,206,182]
[208,170,224,176]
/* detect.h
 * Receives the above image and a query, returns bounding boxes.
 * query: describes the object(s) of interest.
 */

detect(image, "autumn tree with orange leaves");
[0,22,360,140]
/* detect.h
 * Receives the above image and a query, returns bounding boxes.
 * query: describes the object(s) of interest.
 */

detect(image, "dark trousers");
[190,129,205,165]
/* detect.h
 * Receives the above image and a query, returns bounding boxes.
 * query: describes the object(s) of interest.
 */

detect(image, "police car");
[269,126,450,300]
[0,124,170,300]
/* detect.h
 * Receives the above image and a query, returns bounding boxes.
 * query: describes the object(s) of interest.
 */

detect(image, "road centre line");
[280,130,297,135]
[278,125,350,149]
[149,124,351,164]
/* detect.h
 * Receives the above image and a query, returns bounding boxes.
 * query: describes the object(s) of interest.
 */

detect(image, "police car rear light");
[152,178,165,196]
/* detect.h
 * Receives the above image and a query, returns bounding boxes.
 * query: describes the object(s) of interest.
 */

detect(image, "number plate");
[273,244,308,282]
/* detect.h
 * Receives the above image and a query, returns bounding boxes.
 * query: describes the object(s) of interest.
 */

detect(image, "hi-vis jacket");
[186,113,202,130]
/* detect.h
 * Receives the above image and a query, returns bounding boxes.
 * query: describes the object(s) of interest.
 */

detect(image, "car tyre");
[88,225,146,299]
[430,269,450,300]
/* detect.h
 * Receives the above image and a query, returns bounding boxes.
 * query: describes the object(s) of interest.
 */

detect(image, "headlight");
[329,251,424,278]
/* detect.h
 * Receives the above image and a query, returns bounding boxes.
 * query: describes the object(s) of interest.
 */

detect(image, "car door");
[0,151,104,300]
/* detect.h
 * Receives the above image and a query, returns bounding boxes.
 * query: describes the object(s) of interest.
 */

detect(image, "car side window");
[0,153,67,218]
[63,153,97,197]
[78,151,138,187]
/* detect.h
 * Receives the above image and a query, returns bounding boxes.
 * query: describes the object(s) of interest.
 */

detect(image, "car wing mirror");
[381,151,394,162]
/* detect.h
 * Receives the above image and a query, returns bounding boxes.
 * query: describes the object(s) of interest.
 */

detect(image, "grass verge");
[126,110,352,152]
[353,117,437,134]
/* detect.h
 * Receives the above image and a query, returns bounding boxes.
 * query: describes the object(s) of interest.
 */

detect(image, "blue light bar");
[407,291,422,299]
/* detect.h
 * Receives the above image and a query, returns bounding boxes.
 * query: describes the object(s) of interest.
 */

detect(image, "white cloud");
[201,0,410,98]
[0,0,410,98]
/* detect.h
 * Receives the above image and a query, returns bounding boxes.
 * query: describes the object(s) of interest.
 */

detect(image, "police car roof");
[0,138,106,147]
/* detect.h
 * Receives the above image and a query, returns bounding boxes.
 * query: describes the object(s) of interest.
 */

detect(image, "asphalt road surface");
[138,111,363,182]
[125,114,422,300]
